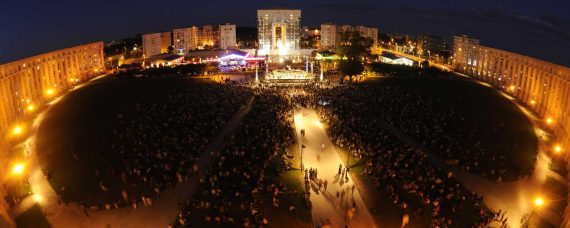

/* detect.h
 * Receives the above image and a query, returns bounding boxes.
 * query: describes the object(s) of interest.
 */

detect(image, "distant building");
[173,28,192,54]
[219,23,237,50]
[160,32,172,53]
[201,25,215,49]
[320,23,337,49]
[417,33,450,58]
[257,9,302,56]
[320,24,378,50]
[142,33,162,57]
[143,32,172,57]
[380,52,414,66]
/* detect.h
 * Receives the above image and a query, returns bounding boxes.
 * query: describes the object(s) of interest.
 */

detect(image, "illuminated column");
[320,63,324,82]
[255,64,259,82]
[305,57,309,72]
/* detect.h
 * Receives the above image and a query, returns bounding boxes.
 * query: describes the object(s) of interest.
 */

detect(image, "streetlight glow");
[12,163,25,175]
[45,88,56,97]
[27,104,35,112]
[33,194,43,203]
[534,197,544,207]
[12,125,23,135]
[546,117,554,125]
[554,145,562,153]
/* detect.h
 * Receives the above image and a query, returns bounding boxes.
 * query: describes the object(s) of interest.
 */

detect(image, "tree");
[335,31,373,82]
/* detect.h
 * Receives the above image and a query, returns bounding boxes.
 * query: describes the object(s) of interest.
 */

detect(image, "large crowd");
[86,84,253,209]
[175,89,300,227]
[316,85,497,226]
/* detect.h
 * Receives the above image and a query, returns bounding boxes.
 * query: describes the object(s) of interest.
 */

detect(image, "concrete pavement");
[293,108,377,228]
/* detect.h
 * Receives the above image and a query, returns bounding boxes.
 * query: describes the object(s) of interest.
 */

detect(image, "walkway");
[21,79,254,227]
[293,108,376,228]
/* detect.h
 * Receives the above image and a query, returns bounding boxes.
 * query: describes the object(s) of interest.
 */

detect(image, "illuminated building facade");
[142,32,172,57]
[0,42,104,135]
[173,28,192,54]
[319,24,378,50]
[219,23,237,50]
[453,34,570,183]
[257,9,301,56]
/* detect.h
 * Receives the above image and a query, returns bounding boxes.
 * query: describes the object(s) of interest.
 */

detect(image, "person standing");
[324,179,328,191]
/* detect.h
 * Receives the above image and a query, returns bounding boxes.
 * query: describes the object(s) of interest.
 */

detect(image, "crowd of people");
[175,89,300,227]
[88,84,253,209]
[315,85,497,226]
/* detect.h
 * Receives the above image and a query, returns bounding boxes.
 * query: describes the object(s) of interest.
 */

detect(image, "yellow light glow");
[546,118,554,125]
[12,126,23,135]
[27,104,35,112]
[45,88,55,96]
[12,163,25,175]
[33,194,43,203]
[534,197,544,207]
[530,100,536,105]
[509,85,515,91]
[554,145,562,153]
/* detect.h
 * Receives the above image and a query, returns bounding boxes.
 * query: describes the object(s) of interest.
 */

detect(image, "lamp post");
[255,63,259,83]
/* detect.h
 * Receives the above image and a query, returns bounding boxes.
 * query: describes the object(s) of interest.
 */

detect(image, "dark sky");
[1,0,570,66]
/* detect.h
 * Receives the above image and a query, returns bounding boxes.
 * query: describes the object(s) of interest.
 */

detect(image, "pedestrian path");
[25,96,254,228]
[293,108,376,228]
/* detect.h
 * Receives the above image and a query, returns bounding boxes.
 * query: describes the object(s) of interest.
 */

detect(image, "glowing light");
[509,85,515,91]
[534,197,544,207]
[554,145,562,153]
[12,126,23,135]
[530,100,536,105]
[12,163,25,175]
[546,117,554,125]
[45,88,56,97]
[33,194,43,203]
[27,104,35,112]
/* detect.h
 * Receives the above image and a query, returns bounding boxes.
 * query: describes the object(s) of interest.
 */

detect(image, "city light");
[12,163,25,176]
[546,117,554,125]
[534,197,545,207]
[45,88,56,97]
[27,104,35,112]
[33,194,43,203]
[509,85,515,91]
[554,145,562,153]
[12,125,23,136]
[530,100,536,105]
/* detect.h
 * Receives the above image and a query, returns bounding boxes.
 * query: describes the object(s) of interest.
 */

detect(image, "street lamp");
[554,145,563,153]
[12,125,23,136]
[12,163,25,176]
[45,88,56,97]
[534,197,545,207]
[27,104,35,112]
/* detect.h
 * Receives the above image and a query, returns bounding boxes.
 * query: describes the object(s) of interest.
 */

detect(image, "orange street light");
[530,100,536,105]
[554,145,563,153]
[12,163,25,176]
[546,117,554,125]
[45,88,56,97]
[12,125,23,136]
[27,104,35,112]
[33,194,43,203]
[534,197,545,207]
[509,85,515,91]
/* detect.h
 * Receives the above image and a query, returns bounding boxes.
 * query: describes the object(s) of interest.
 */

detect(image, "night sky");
[1,0,569,66]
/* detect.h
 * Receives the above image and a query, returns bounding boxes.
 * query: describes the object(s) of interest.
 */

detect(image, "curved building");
[0,42,104,135]
[453,35,570,226]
